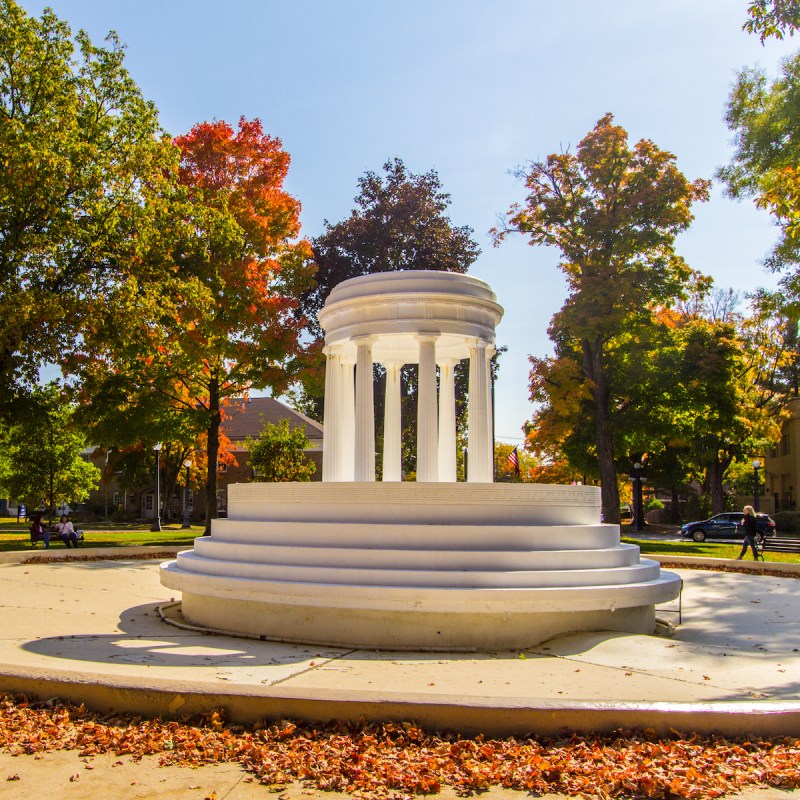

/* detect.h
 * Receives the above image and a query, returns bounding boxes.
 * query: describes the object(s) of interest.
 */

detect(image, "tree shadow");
[21,601,343,669]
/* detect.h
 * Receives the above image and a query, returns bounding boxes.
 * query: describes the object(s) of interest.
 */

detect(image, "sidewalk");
[0,552,799,737]
[1,751,797,800]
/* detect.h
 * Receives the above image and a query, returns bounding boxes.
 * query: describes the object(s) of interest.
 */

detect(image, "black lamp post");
[752,459,762,513]
[182,458,192,529]
[151,442,162,532]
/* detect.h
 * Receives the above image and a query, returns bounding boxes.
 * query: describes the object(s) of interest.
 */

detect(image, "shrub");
[772,511,800,534]
[110,508,136,523]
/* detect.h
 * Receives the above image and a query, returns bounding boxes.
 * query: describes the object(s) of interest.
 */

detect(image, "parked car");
[680,512,776,542]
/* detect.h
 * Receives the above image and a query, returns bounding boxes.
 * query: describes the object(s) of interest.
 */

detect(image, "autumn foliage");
[2,694,800,798]
[73,117,314,529]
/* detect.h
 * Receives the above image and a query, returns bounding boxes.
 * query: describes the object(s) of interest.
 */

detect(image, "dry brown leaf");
[1,692,799,799]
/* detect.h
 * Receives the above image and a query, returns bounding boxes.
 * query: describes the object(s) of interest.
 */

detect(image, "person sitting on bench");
[53,514,79,548]
[30,515,49,549]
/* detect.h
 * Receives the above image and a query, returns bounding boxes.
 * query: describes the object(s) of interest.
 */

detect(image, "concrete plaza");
[1,549,800,797]
[0,549,798,737]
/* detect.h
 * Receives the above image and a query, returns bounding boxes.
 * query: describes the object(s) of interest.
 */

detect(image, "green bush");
[110,508,136,523]
[645,497,664,512]
[772,511,800,534]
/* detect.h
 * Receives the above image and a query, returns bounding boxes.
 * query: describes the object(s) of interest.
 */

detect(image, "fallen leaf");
[6,774,20,781]
[69,773,80,782]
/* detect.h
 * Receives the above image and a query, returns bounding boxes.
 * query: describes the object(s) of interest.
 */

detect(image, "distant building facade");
[84,397,323,521]
[764,396,800,513]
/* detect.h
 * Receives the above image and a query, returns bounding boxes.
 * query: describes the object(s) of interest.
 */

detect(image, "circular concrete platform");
[1,551,800,736]
[161,483,682,649]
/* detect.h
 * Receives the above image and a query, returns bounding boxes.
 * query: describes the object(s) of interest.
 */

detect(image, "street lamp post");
[151,443,162,532]
[182,459,192,529]
[752,459,762,513]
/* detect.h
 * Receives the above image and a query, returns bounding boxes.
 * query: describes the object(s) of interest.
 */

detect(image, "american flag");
[508,446,520,477]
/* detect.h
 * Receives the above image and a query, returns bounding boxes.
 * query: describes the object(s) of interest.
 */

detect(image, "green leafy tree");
[744,0,800,40]
[0,0,175,415]
[719,52,800,276]
[495,114,710,523]
[245,418,316,482]
[301,158,480,341]
[2,385,99,523]
[655,286,781,515]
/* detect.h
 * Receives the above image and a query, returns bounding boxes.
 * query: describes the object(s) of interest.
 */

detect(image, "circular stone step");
[160,483,681,650]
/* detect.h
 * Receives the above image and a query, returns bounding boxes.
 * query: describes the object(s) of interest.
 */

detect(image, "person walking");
[737,504,762,561]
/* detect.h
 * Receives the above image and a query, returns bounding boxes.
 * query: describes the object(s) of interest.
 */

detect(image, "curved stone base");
[179,591,658,651]
[160,482,681,651]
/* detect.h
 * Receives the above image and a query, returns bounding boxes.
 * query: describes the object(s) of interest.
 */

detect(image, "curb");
[2,664,799,738]
[0,545,188,564]
[650,554,800,576]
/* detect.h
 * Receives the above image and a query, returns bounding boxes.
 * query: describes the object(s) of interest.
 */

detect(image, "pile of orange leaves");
[2,694,800,798]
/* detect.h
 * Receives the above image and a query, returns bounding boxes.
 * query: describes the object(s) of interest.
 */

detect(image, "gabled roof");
[221,397,324,443]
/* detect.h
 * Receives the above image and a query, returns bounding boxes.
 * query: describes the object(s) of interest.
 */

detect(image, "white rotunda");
[317,270,502,483]
[161,271,681,650]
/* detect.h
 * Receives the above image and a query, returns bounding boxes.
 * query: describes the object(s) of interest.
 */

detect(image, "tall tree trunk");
[204,377,221,536]
[670,485,681,523]
[707,461,723,515]
[583,337,620,524]
[707,456,732,515]
[163,465,180,521]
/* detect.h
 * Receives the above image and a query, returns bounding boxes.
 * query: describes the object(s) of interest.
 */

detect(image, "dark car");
[680,512,776,542]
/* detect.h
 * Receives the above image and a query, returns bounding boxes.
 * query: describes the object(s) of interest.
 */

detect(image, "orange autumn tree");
[74,118,314,531]
[494,115,709,523]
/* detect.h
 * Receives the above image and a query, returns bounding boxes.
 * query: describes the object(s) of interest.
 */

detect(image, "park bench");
[758,535,800,557]
[29,528,85,548]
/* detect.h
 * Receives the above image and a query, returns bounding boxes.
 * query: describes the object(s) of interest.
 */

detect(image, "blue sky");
[19,0,799,441]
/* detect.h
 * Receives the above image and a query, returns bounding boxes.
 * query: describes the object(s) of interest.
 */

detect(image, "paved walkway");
[1,751,797,800]
[0,552,799,738]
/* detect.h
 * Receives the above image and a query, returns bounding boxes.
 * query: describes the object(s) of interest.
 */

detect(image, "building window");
[217,462,228,473]
[781,433,790,456]
[112,492,122,506]
[216,489,227,513]
[144,494,154,512]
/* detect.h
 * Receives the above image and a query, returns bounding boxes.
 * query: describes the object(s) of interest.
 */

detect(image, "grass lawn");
[0,519,202,553]
[622,534,800,564]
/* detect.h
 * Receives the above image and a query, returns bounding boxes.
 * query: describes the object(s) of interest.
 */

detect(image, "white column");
[339,354,355,481]
[437,358,458,482]
[321,345,339,482]
[354,337,375,481]
[468,338,492,482]
[417,335,439,482]
[485,344,496,479]
[382,361,403,482]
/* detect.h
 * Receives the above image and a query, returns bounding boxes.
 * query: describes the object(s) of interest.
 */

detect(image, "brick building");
[86,397,323,521]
